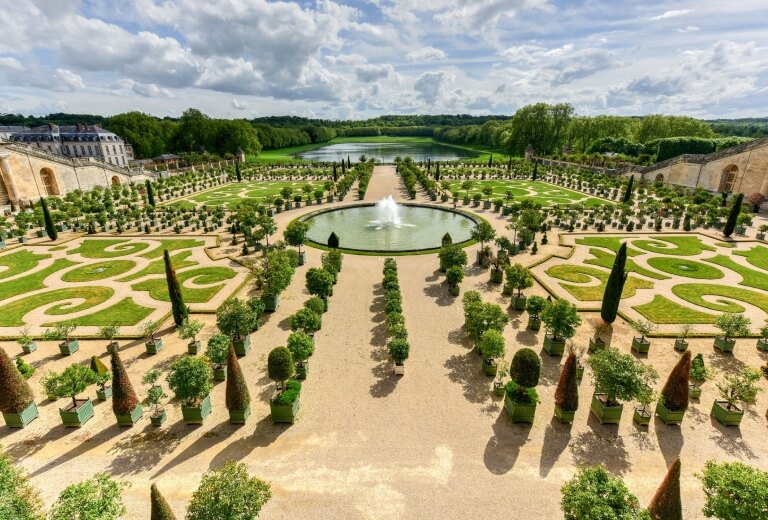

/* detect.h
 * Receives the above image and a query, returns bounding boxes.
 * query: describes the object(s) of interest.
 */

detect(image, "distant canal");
[294,141,479,163]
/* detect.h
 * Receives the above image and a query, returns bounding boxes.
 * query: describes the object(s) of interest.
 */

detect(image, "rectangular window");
[112,145,116,154]
[81,145,86,154]
[120,145,123,153]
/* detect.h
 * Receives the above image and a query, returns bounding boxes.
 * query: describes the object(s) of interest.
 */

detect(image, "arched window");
[654,173,664,183]
[719,165,738,192]
[40,168,60,195]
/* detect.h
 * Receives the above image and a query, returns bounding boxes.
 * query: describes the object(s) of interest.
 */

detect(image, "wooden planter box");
[187,340,201,355]
[714,336,735,352]
[59,339,80,356]
[150,410,167,426]
[757,338,768,351]
[21,341,37,354]
[711,400,743,427]
[504,393,537,424]
[554,404,576,423]
[527,317,541,331]
[115,404,144,427]
[60,398,94,427]
[689,384,702,399]
[145,338,164,354]
[631,337,650,353]
[96,386,113,401]
[590,394,623,425]
[655,401,685,425]
[263,294,280,312]
[233,335,251,356]
[589,337,605,352]
[298,251,307,266]
[229,406,251,425]
[449,285,460,296]
[296,361,309,380]
[489,269,503,283]
[483,359,497,377]
[674,338,688,352]
[493,382,505,397]
[393,362,405,375]
[213,365,227,381]
[270,395,300,424]
[511,295,527,311]
[576,364,584,381]
[633,408,651,426]
[2,402,39,428]
[181,395,212,424]
[543,334,565,356]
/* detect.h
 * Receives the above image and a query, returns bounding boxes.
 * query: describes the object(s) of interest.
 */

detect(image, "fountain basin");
[301,203,479,254]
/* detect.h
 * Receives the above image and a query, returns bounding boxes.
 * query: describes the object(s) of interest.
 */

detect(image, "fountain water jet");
[369,195,414,230]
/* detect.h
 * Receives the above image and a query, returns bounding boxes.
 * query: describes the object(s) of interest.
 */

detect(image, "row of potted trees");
[382,259,410,374]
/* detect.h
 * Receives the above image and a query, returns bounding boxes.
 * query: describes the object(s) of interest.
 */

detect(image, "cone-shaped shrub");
[0,347,34,414]
[164,250,188,326]
[648,458,682,520]
[328,232,339,249]
[555,351,579,413]
[235,161,242,182]
[661,351,691,412]
[146,180,156,207]
[41,197,58,241]
[90,356,108,378]
[226,344,250,412]
[600,242,627,324]
[723,193,744,238]
[622,175,634,204]
[110,347,139,416]
[150,483,176,520]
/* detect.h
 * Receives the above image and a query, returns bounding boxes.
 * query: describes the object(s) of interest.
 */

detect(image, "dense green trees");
[107,111,174,159]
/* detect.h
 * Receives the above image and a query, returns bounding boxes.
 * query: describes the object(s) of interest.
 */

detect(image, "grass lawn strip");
[734,245,768,271]
[131,266,237,303]
[704,255,768,291]
[446,180,603,207]
[634,295,719,324]
[585,248,668,280]
[69,239,149,258]
[118,251,197,282]
[546,265,654,301]
[646,257,724,280]
[671,284,768,314]
[0,250,51,280]
[632,236,716,256]
[575,237,643,256]
[45,297,153,327]
[139,238,206,259]
[0,287,114,327]
[0,258,78,300]
[61,260,137,282]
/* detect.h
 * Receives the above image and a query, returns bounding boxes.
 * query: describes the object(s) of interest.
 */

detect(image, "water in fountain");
[369,195,414,230]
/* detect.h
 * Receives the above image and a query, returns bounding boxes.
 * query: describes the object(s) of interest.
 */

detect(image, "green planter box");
[576,364,584,381]
[150,410,167,426]
[714,336,735,352]
[187,340,201,355]
[296,361,309,380]
[757,339,768,351]
[633,408,651,426]
[233,335,251,356]
[450,285,460,296]
[298,251,307,266]
[711,400,743,427]
[511,295,527,311]
[674,339,688,352]
[590,394,623,425]
[213,365,227,381]
[181,394,212,424]
[96,386,113,401]
[543,335,565,356]
[2,402,39,428]
[501,285,512,296]
[263,294,280,312]
[504,393,537,424]
[631,337,650,353]
[271,395,301,424]
[60,398,94,427]
[493,383,505,397]
[735,225,746,235]
[483,359,497,377]
[588,337,606,352]
[59,340,80,356]
[489,269,503,283]
[655,401,685,425]
[689,384,702,399]
[554,404,576,424]
[145,339,164,354]
[115,404,144,427]
[21,341,37,354]
[229,406,251,425]
[527,317,541,331]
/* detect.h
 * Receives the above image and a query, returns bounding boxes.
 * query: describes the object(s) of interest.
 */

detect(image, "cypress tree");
[722,192,743,238]
[347,156,351,168]
[0,347,35,414]
[488,154,493,167]
[110,346,139,416]
[660,351,691,412]
[226,344,250,413]
[235,160,242,182]
[341,160,346,175]
[555,351,578,413]
[434,162,440,181]
[146,180,156,206]
[600,242,628,324]
[531,161,538,181]
[332,163,338,182]
[508,157,512,170]
[150,483,177,520]
[648,458,682,520]
[622,175,634,204]
[40,197,57,241]
[328,232,339,249]
[164,249,188,326]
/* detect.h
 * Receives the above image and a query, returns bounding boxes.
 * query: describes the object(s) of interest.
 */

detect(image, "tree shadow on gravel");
[151,419,232,478]
[29,423,125,478]
[444,351,488,404]
[209,415,287,469]
[540,416,572,477]
[423,281,455,307]
[654,419,684,466]
[0,421,75,457]
[570,417,631,475]
[108,427,182,476]
[708,417,757,460]
[425,269,442,283]
[538,354,562,388]
[447,327,473,349]
[484,410,530,475]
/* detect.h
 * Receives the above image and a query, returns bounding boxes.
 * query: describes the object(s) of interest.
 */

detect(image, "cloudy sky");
[1,0,767,120]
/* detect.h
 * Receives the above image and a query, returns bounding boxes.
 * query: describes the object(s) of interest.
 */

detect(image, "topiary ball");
[510,348,541,388]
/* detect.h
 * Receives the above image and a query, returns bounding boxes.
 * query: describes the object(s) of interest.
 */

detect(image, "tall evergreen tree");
[555,351,578,413]
[660,351,691,412]
[600,242,628,324]
[110,346,139,416]
[488,154,493,167]
[145,180,156,207]
[347,156,351,168]
[648,458,682,520]
[332,162,338,182]
[435,162,440,181]
[622,175,634,204]
[235,161,242,182]
[150,483,176,520]
[40,197,57,241]
[722,192,744,238]
[164,250,188,326]
[226,344,250,413]
[531,161,538,181]
[328,232,339,249]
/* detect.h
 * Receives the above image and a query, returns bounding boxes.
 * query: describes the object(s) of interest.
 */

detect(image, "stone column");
[0,151,19,202]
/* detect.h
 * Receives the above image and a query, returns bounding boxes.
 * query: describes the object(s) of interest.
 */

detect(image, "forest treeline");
[1,107,766,162]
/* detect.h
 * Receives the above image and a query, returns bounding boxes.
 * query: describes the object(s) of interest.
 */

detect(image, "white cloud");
[651,9,691,20]
[407,47,446,63]
[678,26,700,33]
[231,99,249,110]
[355,64,394,82]
[414,71,446,105]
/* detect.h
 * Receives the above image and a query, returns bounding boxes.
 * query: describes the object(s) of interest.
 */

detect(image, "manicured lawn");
[585,248,668,280]
[546,265,654,301]
[45,297,153,327]
[118,251,197,282]
[0,250,50,280]
[0,258,78,300]
[69,239,150,258]
[703,255,768,291]
[671,283,768,314]
[180,181,324,209]
[634,295,718,324]
[61,260,137,282]
[447,180,604,207]
[734,245,768,271]
[646,257,724,280]
[139,238,205,259]
[0,287,114,327]
[632,236,716,256]
[575,237,643,256]
[132,266,237,303]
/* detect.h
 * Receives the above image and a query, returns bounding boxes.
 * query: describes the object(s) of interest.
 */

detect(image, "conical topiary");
[226,344,250,412]
[555,351,579,413]
[648,458,682,520]
[661,351,691,412]
[622,175,634,204]
[600,242,628,324]
[146,180,156,207]
[328,232,339,249]
[110,347,140,416]
[164,249,188,326]
[90,355,109,378]
[0,347,34,414]
[150,483,176,520]
[40,197,58,241]
[723,193,744,238]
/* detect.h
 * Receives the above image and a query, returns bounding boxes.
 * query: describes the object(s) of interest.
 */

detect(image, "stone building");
[9,124,134,167]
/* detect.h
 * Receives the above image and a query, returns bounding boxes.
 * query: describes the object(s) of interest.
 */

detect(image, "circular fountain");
[301,197,478,253]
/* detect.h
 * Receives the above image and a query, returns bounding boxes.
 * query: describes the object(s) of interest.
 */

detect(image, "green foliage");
[216,299,257,340]
[304,297,325,316]
[716,367,761,410]
[40,197,57,241]
[178,319,204,342]
[555,351,579,413]
[305,268,334,299]
[714,312,751,339]
[504,263,533,297]
[267,347,294,385]
[259,248,297,296]
[697,461,768,520]
[167,356,213,407]
[187,460,272,520]
[150,483,176,520]
[283,219,311,253]
[648,459,682,520]
[525,295,546,318]
[445,265,464,286]
[48,473,127,520]
[321,250,343,276]
[0,450,43,520]
[328,232,339,249]
[89,356,110,389]
[588,348,658,406]
[110,347,139,416]
[388,338,410,363]
[510,348,541,389]
[206,334,230,365]
[470,221,496,248]
[478,329,505,360]
[15,357,34,379]
[723,193,744,238]
[141,319,162,342]
[463,296,508,343]
[561,466,648,520]
[164,250,188,326]
[601,242,628,324]
[273,379,301,405]
[540,298,581,341]
[287,332,314,363]
[633,319,656,340]
[42,322,77,342]
[690,354,708,386]
[225,344,250,413]
[438,244,468,269]
[290,308,322,334]
[52,363,98,405]
[655,136,718,162]
[0,347,35,413]
[660,351,690,412]
[97,325,120,341]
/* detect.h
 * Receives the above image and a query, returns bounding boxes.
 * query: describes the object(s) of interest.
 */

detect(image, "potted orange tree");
[44,322,79,356]
[51,363,98,427]
[178,318,204,355]
[589,347,657,426]
[711,367,761,427]
[287,332,314,380]
[688,353,708,399]
[504,348,541,423]
[216,299,257,356]
[478,329,505,377]
[713,313,750,353]
[142,320,164,355]
[540,298,581,356]
[268,347,301,423]
[142,369,167,426]
[168,356,213,425]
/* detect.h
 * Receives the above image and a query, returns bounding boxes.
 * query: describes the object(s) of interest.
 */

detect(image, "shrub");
[48,473,126,520]
[15,357,34,379]
[0,451,43,520]
[389,323,408,340]
[216,298,257,340]
[438,244,468,269]
[268,347,294,386]
[561,466,645,520]
[287,332,314,363]
[305,267,334,299]
[167,356,213,407]
[697,461,768,520]
[714,312,751,339]
[273,379,301,405]
[0,347,34,414]
[660,351,690,412]
[540,298,582,341]
[588,348,658,407]
[206,334,230,366]
[648,458,682,520]
[386,312,404,327]
[388,338,410,363]
[504,263,533,297]
[510,348,541,389]
[464,299,508,343]
[304,296,325,315]
[150,483,176,520]
[716,367,761,411]
[526,295,546,318]
[555,351,579,413]
[177,319,203,344]
[321,250,343,275]
[290,308,322,334]
[690,353,708,387]
[186,461,271,520]
[52,363,98,409]
[446,265,464,287]
[478,329,505,361]
[283,219,311,255]
[110,348,139,416]
[225,344,250,413]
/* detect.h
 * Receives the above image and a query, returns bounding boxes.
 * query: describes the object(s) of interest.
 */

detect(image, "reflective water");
[295,141,478,163]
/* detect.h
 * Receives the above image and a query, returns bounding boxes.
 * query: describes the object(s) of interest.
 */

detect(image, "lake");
[294,141,479,163]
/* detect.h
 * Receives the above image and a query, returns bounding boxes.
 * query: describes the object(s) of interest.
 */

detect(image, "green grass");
[704,255,768,291]
[178,181,324,209]
[634,295,719,324]
[546,265,654,301]
[118,251,197,282]
[0,258,78,300]
[585,248,668,280]
[714,241,736,248]
[139,239,205,259]
[646,257,724,280]
[132,266,237,303]
[447,180,604,207]
[45,298,153,327]
[0,287,114,327]
[61,260,136,282]
[49,246,68,251]
[734,245,768,271]
[632,236,716,256]
[70,239,150,258]
[575,237,643,256]
[671,283,768,314]
[0,250,51,280]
